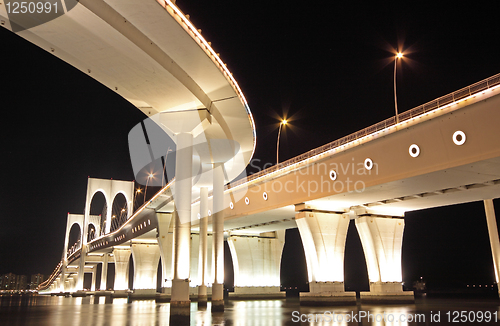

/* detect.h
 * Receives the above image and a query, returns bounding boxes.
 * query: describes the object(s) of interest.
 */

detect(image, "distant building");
[0,273,29,291]
[16,275,27,291]
[30,274,45,290]
[1,273,18,291]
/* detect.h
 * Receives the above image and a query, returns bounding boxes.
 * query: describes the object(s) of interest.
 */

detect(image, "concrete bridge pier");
[484,199,500,296]
[90,267,97,291]
[59,266,67,292]
[113,249,131,296]
[211,163,225,312]
[100,253,109,291]
[295,209,356,305]
[197,187,209,305]
[355,215,414,303]
[169,130,193,323]
[130,243,161,298]
[227,230,285,299]
[157,212,173,294]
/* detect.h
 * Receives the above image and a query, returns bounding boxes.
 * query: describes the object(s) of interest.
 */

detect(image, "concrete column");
[131,243,161,298]
[295,211,355,305]
[171,131,193,306]
[484,199,500,296]
[157,212,173,292]
[228,231,286,299]
[113,249,131,293]
[100,253,109,291]
[198,187,208,304]
[60,266,67,292]
[91,269,97,291]
[76,240,87,291]
[212,163,225,312]
[355,215,413,303]
[171,207,191,303]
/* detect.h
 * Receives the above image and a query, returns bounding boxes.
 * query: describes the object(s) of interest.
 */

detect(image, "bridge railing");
[227,73,500,189]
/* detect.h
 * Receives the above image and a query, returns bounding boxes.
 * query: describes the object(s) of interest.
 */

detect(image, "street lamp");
[276,119,287,165]
[144,173,154,202]
[394,52,404,124]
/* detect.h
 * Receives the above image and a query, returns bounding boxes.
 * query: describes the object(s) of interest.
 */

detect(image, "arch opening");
[87,224,96,242]
[110,193,128,232]
[67,223,81,257]
[89,191,107,236]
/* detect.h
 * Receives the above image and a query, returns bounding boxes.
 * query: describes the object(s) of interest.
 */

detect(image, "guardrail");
[228,73,500,189]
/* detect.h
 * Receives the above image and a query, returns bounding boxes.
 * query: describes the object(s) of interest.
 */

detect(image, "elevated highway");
[38,74,500,305]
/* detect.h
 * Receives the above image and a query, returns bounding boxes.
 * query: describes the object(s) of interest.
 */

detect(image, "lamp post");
[161,147,173,187]
[276,119,287,165]
[144,173,154,202]
[394,52,403,124]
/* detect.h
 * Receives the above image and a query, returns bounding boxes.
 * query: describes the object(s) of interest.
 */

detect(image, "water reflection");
[0,295,499,325]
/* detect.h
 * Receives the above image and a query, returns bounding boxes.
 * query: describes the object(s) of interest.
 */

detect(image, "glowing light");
[396,52,403,59]
[453,130,466,145]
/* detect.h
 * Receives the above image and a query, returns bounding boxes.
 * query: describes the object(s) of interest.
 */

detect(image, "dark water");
[1,295,499,325]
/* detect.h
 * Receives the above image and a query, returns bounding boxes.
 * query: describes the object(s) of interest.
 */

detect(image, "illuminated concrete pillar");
[59,266,67,292]
[157,212,173,292]
[113,248,131,292]
[484,199,500,296]
[131,243,161,297]
[295,210,356,305]
[355,215,414,302]
[100,253,109,291]
[77,225,87,291]
[171,132,193,308]
[198,187,209,304]
[228,230,286,299]
[91,269,97,291]
[212,163,225,312]
[171,207,191,304]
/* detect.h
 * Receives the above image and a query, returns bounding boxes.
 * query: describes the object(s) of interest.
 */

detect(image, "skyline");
[1,1,500,291]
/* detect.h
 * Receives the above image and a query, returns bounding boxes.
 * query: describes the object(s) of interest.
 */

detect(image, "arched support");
[484,199,500,296]
[228,230,286,299]
[113,248,131,294]
[295,210,356,305]
[76,178,134,292]
[131,243,161,298]
[355,215,414,303]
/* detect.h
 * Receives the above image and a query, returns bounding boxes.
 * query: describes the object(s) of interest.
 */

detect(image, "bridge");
[36,72,500,306]
[2,0,500,315]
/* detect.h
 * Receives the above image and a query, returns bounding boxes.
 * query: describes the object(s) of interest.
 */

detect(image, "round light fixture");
[453,131,466,145]
[364,158,374,170]
[409,144,420,157]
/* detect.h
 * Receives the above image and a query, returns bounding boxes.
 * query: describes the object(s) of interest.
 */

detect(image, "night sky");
[1,0,500,292]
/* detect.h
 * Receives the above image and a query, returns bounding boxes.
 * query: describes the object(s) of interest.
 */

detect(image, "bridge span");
[38,73,500,306]
[2,0,499,311]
